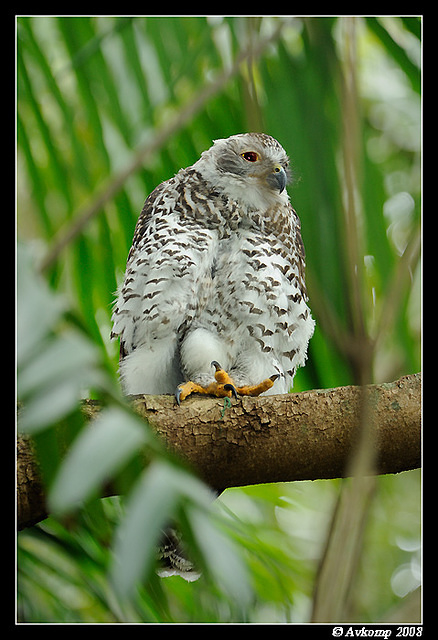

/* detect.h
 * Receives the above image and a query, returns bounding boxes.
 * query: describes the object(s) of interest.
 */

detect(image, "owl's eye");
[241,151,259,162]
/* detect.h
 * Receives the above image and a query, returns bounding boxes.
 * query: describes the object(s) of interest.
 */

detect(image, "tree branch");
[17,373,421,530]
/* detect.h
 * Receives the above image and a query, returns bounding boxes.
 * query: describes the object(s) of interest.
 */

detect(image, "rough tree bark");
[17,373,421,531]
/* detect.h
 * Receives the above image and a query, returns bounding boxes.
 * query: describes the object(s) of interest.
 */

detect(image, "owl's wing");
[111,177,217,394]
[288,203,308,297]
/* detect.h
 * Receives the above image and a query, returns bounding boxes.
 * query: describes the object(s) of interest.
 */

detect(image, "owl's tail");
[156,528,201,582]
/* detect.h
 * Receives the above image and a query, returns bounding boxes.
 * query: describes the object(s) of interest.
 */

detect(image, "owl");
[111,133,315,403]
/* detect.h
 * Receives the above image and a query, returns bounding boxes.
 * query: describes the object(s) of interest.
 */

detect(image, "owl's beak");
[268,165,287,193]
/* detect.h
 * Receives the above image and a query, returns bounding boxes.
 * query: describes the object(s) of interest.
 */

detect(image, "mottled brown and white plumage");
[111,133,315,399]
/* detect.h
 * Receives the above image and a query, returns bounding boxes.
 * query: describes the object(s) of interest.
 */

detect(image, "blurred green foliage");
[17,16,421,623]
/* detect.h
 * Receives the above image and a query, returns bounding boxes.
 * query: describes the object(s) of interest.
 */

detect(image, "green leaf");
[110,460,181,599]
[365,17,420,94]
[17,244,105,433]
[18,332,97,400]
[187,505,252,609]
[48,407,147,513]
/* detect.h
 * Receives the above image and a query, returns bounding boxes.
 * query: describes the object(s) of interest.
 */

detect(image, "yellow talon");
[175,362,278,404]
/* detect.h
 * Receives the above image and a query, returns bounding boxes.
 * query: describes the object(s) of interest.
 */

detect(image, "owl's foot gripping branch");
[175,360,279,405]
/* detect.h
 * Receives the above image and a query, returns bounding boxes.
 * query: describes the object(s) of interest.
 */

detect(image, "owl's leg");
[215,361,279,397]
[175,361,278,404]
[235,375,279,396]
[175,361,238,405]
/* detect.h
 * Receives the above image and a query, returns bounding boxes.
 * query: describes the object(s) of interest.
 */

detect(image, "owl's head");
[195,133,291,209]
